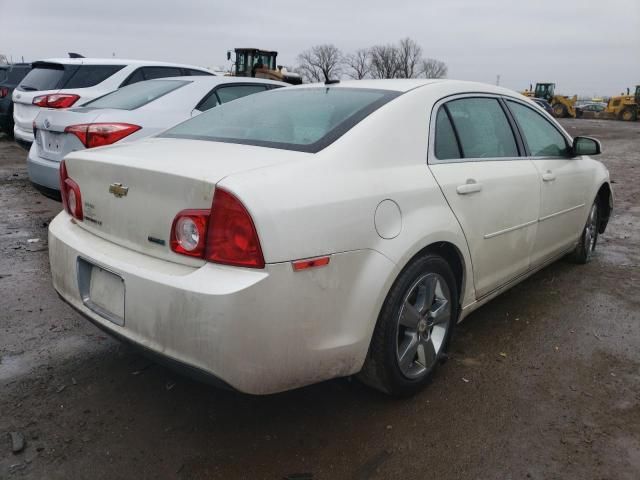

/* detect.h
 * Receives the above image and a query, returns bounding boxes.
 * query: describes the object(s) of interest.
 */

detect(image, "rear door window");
[445,98,518,159]
[215,85,267,104]
[434,107,461,160]
[64,65,124,88]
[83,80,189,110]
[142,67,184,80]
[184,69,213,76]
[507,100,568,156]
[196,84,270,112]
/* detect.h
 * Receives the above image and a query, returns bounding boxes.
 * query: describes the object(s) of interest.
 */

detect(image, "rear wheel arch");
[391,241,467,315]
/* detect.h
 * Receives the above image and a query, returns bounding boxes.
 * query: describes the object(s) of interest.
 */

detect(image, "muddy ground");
[1,119,639,480]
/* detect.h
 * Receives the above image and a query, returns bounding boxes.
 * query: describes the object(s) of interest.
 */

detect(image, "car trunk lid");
[63,137,305,266]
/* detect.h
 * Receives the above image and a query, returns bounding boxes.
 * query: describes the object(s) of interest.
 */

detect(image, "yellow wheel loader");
[522,83,577,118]
[227,48,302,85]
[603,86,639,121]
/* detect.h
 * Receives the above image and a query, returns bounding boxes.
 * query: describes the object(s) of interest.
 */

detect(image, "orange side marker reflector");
[292,256,330,271]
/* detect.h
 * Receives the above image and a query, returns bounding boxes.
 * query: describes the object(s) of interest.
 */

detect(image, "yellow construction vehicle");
[602,86,639,121]
[226,48,302,85]
[522,83,577,118]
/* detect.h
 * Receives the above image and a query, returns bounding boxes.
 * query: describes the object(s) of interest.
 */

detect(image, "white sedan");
[28,76,286,196]
[48,80,613,396]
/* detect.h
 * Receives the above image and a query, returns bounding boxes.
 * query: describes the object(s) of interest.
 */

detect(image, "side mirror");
[572,136,601,156]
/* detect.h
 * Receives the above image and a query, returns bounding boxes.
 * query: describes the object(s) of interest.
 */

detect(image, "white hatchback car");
[48,80,613,396]
[28,76,286,196]
[12,58,213,148]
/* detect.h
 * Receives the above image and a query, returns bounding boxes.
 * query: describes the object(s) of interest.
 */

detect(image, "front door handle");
[456,180,483,195]
[542,171,556,182]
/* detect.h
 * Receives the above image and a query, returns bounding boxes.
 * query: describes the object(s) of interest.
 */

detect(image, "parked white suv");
[12,58,213,148]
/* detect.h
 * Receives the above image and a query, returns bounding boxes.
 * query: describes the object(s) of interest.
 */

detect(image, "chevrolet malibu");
[49,80,613,396]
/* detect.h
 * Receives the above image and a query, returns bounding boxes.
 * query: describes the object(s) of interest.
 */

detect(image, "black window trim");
[428,92,524,164]
[503,98,572,158]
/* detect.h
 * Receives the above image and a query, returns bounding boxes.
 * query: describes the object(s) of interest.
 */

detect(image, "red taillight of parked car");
[59,160,83,220]
[170,188,265,269]
[64,123,141,148]
[33,93,80,108]
[0,87,9,98]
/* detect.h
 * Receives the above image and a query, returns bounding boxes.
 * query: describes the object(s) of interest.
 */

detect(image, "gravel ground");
[1,119,639,479]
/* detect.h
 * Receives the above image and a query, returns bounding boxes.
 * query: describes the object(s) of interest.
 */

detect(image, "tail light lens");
[64,123,141,148]
[59,160,83,220]
[170,188,265,269]
[0,87,8,98]
[33,93,80,108]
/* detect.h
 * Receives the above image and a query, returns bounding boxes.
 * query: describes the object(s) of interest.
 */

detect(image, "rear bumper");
[27,143,61,192]
[49,212,394,394]
[14,123,34,144]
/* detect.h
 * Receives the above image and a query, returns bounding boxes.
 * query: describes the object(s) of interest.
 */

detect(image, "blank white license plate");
[77,258,125,326]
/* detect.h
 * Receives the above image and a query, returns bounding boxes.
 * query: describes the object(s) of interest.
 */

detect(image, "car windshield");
[83,79,189,110]
[161,87,401,153]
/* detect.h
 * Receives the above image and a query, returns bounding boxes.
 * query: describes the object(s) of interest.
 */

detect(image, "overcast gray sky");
[1,0,638,96]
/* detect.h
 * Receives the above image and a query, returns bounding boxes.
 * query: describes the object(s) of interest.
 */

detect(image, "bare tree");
[369,44,400,79]
[420,58,448,79]
[396,37,423,79]
[344,48,370,80]
[296,44,343,83]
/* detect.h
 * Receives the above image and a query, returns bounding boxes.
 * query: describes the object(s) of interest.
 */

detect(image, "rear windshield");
[0,67,7,83]
[84,79,189,110]
[18,63,124,91]
[161,87,400,153]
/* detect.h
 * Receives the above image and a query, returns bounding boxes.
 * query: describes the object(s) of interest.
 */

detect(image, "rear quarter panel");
[218,85,476,310]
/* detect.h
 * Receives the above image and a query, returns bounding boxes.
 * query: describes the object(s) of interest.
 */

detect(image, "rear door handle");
[456,180,483,195]
[542,171,556,182]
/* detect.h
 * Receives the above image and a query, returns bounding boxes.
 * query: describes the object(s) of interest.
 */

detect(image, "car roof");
[291,79,524,97]
[34,58,211,71]
[142,76,288,87]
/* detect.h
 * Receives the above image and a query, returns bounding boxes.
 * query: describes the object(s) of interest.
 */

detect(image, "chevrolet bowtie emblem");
[109,183,129,198]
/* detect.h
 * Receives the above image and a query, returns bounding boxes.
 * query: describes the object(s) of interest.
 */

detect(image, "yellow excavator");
[602,86,639,121]
[227,48,302,85]
[522,83,577,118]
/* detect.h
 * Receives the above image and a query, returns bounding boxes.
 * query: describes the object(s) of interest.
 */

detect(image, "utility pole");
[496,74,501,86]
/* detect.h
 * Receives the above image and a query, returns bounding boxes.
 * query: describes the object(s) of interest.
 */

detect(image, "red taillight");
[33,93,80,109]
[170,210,209,257]
[206,189,265,268]
[169,188,265,269]
[64,123,141,148]
[0,87,8,98]
[59,160,83,220]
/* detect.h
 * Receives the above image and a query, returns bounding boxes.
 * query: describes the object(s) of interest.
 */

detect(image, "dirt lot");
[1,119,639,480]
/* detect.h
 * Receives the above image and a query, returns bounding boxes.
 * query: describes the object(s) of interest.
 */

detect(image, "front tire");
[358,254,459,396]
[571,201,599,264]
[553,103,567,118]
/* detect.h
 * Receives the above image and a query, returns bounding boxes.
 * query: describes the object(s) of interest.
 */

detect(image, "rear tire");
[620,107,637,122]
[571,201,599,264]
[358,254,459,396]
[553,103,567,118]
